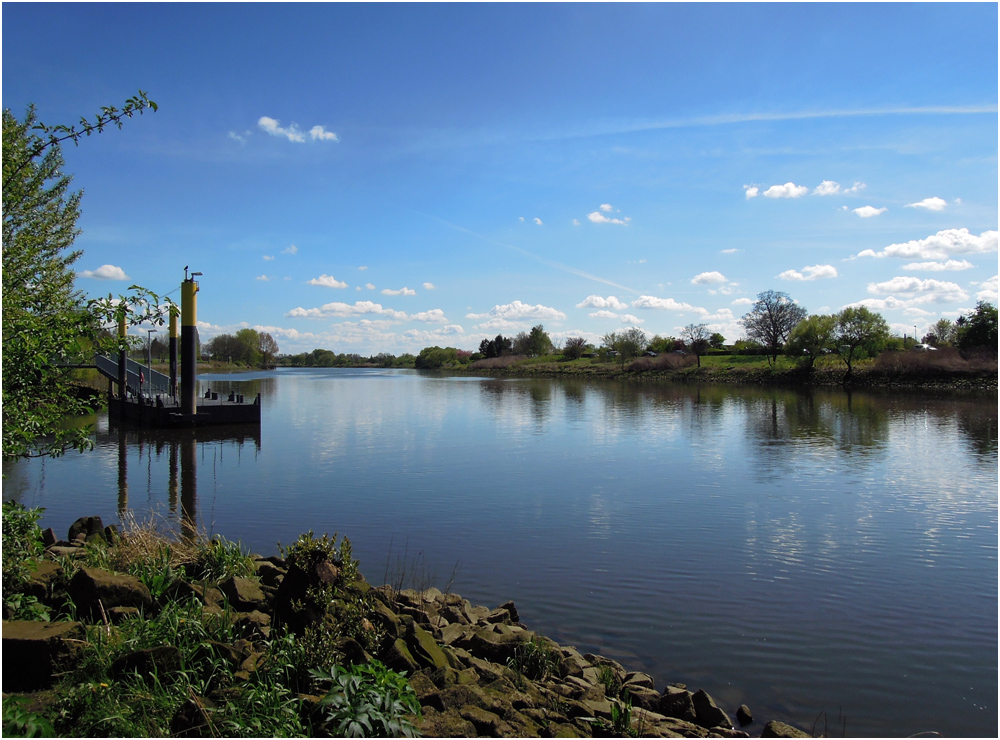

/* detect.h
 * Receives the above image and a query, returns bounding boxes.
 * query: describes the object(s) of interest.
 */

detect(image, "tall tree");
[681,323,710,366]
[833,306,890,374]
[235,328,262,366]
[740,290,807,365]
[786,314,836,368]
[526,324,553,357]
[2,95,158,459]
[562,336,587,359]
[258,331,279,367]
[956,301,998,353]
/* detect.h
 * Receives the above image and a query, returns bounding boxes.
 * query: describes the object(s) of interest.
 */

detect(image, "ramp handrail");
[95,355,171,395]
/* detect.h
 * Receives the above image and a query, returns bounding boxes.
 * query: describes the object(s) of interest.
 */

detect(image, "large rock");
[659,685,698,723]
[761,720,811,738]
[67,516,104,542]
[692,688,733,729]
[2,620,86,691]
[68,566,152,620]
[219,576,267,612]
[23,559,63,601]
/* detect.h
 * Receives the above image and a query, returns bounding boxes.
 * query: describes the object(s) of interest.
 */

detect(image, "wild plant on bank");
[1,502,50,620]
[309,661,421,737]
[506,636,560,682]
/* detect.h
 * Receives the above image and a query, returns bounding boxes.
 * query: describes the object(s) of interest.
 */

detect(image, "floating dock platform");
[108,393,261,428]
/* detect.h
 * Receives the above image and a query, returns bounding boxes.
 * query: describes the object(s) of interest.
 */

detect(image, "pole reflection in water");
[110,420,261,538]
[180,433,197,540]
[117,429,128,517]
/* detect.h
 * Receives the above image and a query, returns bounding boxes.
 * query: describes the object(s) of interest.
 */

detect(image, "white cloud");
[975,275,998,302]
[867,276,968,304]
[855,228,998,260]
[588,310,619,320]
[572,219,581,226]
[813,180,841,196]
[744,185,759,200]
[534,217,543,226]
[901,259,974,272]
[600,204,613,212]
[691,271,727,285]
[409,309,449,323]
[256,275,270,282]
[282,244,299,255]
[285,300,408,321]
[309,125,339,142]
[619,314,644,325]
[587,209,630,225]
[731,297,754,306]
[632,295,700,312]
[853,205,888,218]
[519,217,525,223]
[365,283,376,290]
[777,264,838,281]
[422,282,436,290]
[466,300,567,326]
[259,116,338,143]
[763,182,808,199]
[228,131,250,144]
[720,248,740,254]
[381,287,417,296]
[576,295,629,311]
[263,255,275,261]
[77,264,129,280]
[307,274,348,289]
[843,182,866,194]
[358,266,368,271]
[258,116,305,143]
[905,197,947,211]
[401,325,466,343]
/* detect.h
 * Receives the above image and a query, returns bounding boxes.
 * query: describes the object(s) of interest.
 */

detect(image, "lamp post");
[146,328,158,398]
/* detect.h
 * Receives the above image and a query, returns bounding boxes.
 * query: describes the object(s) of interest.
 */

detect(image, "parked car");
[913,343,938,351]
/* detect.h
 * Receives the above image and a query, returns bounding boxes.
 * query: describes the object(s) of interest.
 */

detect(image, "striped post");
[181,277,199,415]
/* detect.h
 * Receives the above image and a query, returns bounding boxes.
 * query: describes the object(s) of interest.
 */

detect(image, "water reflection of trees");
[474,379,995,469]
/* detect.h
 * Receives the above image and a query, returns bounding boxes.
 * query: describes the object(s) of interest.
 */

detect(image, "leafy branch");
[3,90,157,190]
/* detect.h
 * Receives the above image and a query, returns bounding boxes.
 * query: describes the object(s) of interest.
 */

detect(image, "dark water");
[4,368,997,737]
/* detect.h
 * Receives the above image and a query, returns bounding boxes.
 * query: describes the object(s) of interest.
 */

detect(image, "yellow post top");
[118,314,127,338]
[181,279,199,327]
[169,306,178,337]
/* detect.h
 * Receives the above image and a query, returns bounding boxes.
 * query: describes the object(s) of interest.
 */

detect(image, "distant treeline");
[272,299,997,373]
[278,349,416,368]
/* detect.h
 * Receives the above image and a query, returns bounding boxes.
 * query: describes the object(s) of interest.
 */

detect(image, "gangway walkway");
[95,355,171,396]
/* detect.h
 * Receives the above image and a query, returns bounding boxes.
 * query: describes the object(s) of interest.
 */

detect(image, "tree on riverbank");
[956,301,998,354]
[2,95,158,460]
[786,314,836,368]
[833,306,890,374]
[681,323,711,366]
[741,290,807,365]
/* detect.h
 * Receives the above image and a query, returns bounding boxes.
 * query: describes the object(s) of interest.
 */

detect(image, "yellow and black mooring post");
[181,273,200,416]
[169,306,179,399]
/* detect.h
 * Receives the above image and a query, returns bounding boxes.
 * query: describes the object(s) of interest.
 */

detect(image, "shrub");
[626,352,697,372]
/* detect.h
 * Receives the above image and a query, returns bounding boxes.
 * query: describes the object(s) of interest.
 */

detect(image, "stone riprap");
[2,516,814,738]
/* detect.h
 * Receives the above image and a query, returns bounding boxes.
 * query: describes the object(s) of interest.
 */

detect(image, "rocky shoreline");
[4,515,814,738]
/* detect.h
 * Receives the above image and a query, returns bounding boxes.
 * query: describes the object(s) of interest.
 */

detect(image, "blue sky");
[4,3,997,355]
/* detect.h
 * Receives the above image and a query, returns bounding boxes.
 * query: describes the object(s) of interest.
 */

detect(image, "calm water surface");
[4,368,997,737]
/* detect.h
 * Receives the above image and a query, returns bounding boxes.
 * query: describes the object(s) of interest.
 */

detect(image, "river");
[3,368,997,737]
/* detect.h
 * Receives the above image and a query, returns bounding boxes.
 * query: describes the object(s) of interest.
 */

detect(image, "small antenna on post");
[184,265,189,281]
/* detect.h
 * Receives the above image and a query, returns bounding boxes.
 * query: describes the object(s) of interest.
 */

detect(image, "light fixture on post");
[146,329,158,399]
